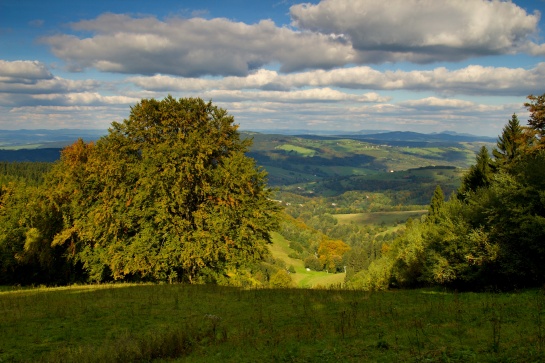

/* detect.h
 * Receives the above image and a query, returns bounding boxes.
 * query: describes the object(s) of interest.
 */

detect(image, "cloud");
[0,60,53,81]
[201,88,388,103]
[38,1,545,77]
[0,60,134,110]
[219,95,519,136]
[0,60,99,96]
[30,93,138,106]
[290,0,542,63]
[128,69,280,91]
[41,14,356,77]
[3,104,128,129]
[129,63,545,97]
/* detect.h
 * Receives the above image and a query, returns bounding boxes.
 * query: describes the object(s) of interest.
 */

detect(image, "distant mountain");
[0,129,496,163]
[242,129,388,136]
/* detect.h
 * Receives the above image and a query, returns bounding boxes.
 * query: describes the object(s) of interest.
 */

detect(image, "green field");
[334,210,428,225]
[1,283,543,362]
[269,232,346,288]
[275,144,317,157]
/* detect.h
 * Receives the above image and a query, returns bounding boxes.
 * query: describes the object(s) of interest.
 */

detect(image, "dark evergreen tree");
[458,146,493,199]
[427,185,444,224]
[492,114,525,170]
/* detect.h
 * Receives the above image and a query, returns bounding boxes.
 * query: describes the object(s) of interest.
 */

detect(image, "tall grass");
[1,284,544,362]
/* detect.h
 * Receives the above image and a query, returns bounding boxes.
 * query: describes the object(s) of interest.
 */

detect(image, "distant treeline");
[0,161,53,186]
[0,148,61,162]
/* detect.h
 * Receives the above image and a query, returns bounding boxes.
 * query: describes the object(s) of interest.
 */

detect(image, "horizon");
[2,0,545,137]
[0,127,499,140]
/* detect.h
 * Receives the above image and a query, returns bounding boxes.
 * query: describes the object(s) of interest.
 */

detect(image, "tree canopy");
[0,96,281,284]
[347,93,545,291]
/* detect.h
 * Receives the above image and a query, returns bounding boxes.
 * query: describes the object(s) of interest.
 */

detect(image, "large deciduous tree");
[50,96,281,283]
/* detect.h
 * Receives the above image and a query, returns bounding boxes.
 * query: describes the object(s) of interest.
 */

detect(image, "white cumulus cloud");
[290,0,542,63]
[42,14,357,77]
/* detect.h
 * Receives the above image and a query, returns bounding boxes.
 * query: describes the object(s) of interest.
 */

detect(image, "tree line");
[346,94,545,290]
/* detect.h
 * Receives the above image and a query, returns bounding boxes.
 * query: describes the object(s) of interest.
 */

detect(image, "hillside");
[245,131,492,188]
[0,128,497,288]
[269,232,345,288]
[0,130,494,202]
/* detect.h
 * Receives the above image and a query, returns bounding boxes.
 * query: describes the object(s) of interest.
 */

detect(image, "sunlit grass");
[334,210,428,225]
[276,144,316,157]
[269,232,346,288]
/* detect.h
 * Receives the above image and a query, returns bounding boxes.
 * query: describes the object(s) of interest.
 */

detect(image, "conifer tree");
[492,113,524,170]
[427,185,444,223]
[458,146,493,198]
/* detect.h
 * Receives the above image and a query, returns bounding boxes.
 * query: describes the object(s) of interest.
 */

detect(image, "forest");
[0,94,544,291]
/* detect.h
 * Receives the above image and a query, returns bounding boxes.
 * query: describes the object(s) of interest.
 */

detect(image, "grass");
[275,144,316,157]
[334,210,428,225]
[1,284,544,362]
[269,232,346,288]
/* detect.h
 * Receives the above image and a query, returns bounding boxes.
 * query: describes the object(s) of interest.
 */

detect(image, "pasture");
[1,284,543,362]
[334,210,428,226]
[269,232,346,288]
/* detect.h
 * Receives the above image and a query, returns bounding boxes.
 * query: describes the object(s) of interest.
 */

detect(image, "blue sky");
[1,0,545,136]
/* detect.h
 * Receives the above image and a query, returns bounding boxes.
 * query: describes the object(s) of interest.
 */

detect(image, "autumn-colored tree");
[318,238,350,272]
[269,269,293,288]
[525,94,545,139]
[48,96,281,283]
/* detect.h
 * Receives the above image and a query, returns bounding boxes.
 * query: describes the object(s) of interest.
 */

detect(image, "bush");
[269,270,293,288]
[304,255,323,271]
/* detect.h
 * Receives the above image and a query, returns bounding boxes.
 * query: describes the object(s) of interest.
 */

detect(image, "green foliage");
[0,182,74,284]
[492,114,525,170]
[458,146,493,198]
[0,161,52,186]
[0,97,281,285]
[350,94,545,290]
[427,185,444,223]
[304,255,323,271]
[347,256,393,290]
[269,269,294,288]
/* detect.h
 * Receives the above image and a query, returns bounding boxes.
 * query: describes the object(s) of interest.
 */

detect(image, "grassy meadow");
[334,210,428,226]
[1,283,544,362]
[269,232,346,288]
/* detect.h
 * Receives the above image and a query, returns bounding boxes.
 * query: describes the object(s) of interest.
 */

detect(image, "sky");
[1,0,545,136]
